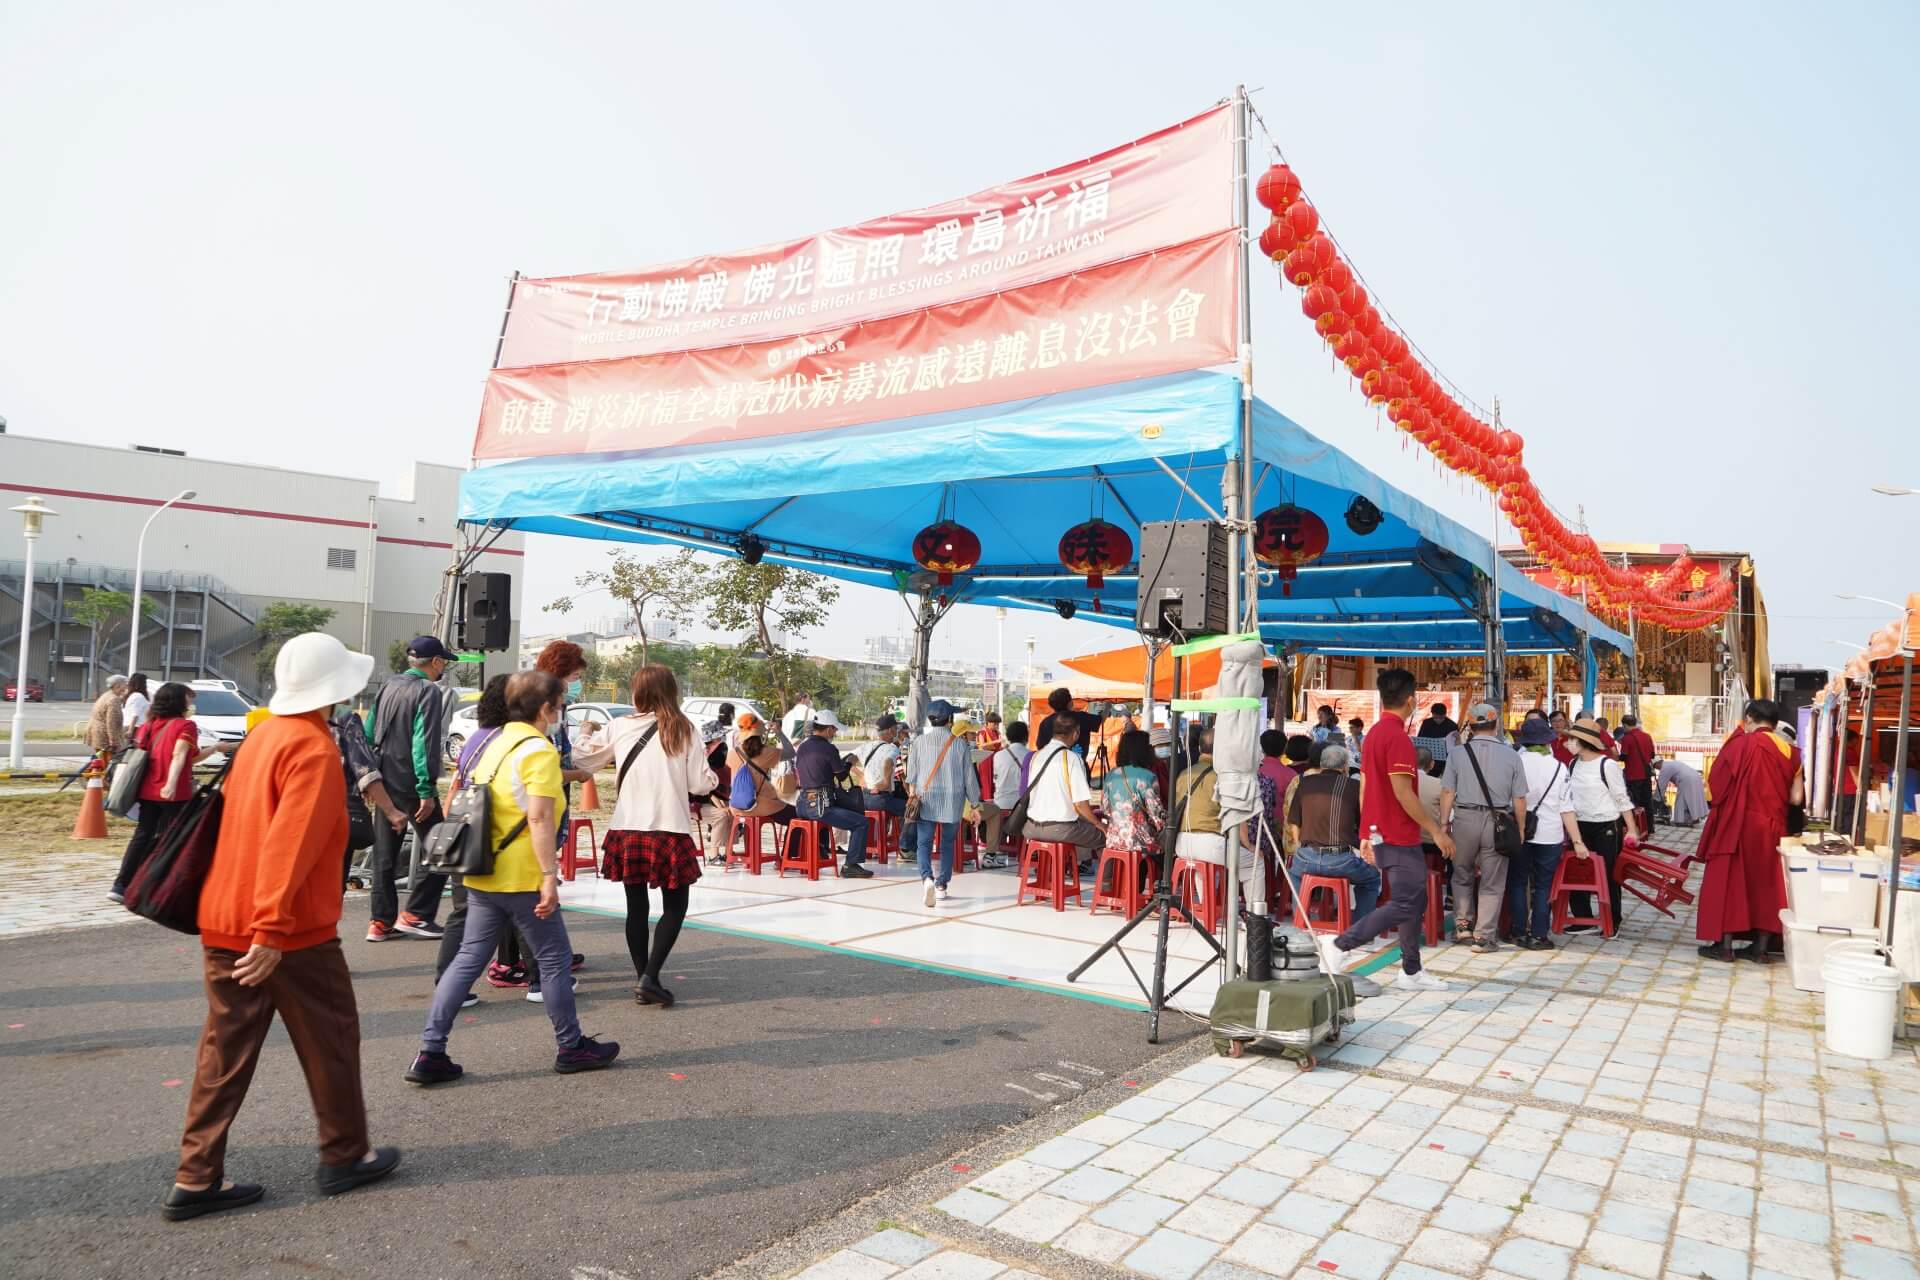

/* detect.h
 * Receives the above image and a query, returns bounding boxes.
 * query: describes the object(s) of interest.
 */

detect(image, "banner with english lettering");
[473,230,1240,461]
[494,104,1236,369]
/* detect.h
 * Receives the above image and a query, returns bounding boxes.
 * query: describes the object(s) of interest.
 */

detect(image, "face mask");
[566,678,583,700]
[1155,746,1173,759]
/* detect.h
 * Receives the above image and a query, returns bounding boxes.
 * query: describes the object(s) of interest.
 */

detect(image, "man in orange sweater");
[166,632,401,1221]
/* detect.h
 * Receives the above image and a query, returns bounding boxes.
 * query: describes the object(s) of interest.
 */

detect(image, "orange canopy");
[1059,642,1273,698]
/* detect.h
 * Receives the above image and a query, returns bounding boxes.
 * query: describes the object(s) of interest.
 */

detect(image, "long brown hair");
[628,664,693,756]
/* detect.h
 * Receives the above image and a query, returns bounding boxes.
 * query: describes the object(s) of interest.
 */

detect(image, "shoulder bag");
[419,732,544,876]
[106,721,154,817]
[1461,739,1524,856]
[1523,760,1563,842]
[125,746,241,935]
[1001,744,1067,842]
[903,736,958,825]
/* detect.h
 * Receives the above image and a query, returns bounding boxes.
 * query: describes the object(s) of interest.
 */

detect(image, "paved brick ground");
[0,847,131,939]
[779,826,1920,1280]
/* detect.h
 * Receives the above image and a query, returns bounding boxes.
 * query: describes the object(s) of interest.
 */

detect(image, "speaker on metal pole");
[1134,520,1230,639]
[461,572,513,651]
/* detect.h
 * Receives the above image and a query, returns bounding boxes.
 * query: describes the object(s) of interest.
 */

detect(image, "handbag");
[1461,738,1524,856]
[106,723,153,817]
[419,731,543,876]
[125,748,240,935]
[903,736,959,825]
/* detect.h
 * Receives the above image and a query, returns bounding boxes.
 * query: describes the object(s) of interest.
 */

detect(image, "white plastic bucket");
[1821,944,1904,1060]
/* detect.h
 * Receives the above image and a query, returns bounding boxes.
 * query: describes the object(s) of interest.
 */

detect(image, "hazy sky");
[4,2,1914,673]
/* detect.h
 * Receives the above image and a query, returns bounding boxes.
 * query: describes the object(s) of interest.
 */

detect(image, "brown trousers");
[177,938,368,1186]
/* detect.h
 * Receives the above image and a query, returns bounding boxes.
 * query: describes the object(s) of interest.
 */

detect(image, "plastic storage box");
[1781,910,1880,993]
[1781,851,1882,927]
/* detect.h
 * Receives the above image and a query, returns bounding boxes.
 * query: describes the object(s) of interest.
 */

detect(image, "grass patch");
[0,790,132,858]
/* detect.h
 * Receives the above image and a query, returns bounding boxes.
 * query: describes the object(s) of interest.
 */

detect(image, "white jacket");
[605,713,718,836]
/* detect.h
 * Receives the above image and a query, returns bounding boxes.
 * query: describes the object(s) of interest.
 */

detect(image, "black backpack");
[420,731,543,876]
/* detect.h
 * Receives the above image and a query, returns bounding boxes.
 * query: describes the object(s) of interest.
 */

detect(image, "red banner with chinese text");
[496,105,1236,368]
[473,230,1241,461]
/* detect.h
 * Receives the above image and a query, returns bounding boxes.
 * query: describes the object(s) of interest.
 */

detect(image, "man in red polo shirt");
[1314,668,1456,990]
[1618,714,1658,822]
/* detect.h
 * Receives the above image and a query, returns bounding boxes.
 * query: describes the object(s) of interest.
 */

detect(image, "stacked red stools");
[1292,874,1353,937]
[778,818,838,881]
[863,810,899,865]
[1017,839,1082,911]
[560,817,599,881]
[1090,847,1146,917]
[1612,839,1695,918]
[1172,858,1228,933]
[1549,850,1615,937]
[725,810,782,874]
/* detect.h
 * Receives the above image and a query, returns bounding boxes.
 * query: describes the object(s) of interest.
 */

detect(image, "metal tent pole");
[1830,683,1849,830]
[1853,666,1878,847]
[1883,650,1912,949]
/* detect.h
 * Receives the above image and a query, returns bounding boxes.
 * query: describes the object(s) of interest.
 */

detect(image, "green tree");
[845,667,909,725]
[691,560,842,711]
[550,547,705,665]
[253,602,339,689]
[387,639,409,673]
[67,588,155,693]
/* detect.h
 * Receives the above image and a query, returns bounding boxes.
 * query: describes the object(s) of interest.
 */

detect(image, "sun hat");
[269,632,375,717]
[1563,717,1611,753]
[1149,726,1173,749]
[736,710,762,731]
[811,709,843,730]
[950,716,977,737]
[1518,718,1557,747]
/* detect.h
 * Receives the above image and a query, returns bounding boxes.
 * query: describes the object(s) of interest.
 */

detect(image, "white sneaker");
[1402,968,1449,991]
[923,879,937,908]
[935,885,951,902]
[1316,933,1353,974]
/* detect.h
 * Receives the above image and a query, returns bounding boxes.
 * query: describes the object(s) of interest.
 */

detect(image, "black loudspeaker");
[1135,520,1230,638]
[461,572,513,651]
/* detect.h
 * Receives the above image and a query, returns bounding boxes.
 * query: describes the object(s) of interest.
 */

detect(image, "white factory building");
[1,432,522,701]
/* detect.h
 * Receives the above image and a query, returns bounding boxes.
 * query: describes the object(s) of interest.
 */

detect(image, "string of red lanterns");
[1255,163,1735,633]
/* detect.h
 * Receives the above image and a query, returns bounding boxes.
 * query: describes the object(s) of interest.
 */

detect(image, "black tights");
[624,883,691,982]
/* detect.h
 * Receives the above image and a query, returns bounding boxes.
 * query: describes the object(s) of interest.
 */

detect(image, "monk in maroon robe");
[1696,701,1803,961]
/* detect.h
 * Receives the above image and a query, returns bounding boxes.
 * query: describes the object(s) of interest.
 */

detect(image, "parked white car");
[186,685,255,758]
[681,696,769,735]
[447,700,637,760]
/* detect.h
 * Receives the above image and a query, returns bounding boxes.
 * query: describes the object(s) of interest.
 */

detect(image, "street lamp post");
[129,489,196,678]
[995,607,1007,723]
[9,497,59,769]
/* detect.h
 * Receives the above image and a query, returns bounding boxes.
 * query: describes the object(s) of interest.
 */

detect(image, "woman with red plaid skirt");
[600,665,717,1007]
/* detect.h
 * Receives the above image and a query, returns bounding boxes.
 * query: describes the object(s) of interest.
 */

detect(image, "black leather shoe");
[316,1146,401,1196]
[161,1181,265,1221]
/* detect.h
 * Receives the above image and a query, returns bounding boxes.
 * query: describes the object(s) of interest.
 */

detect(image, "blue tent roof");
[460,370,1631,658]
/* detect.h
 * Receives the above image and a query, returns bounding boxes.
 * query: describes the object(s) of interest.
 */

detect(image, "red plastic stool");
[1171,858,1228,933]
[1549,850,1615,937]
[956,819,981,873]
[1269,861,1293,923]
[779,818,838,880]
[725,810,782,874]
[560,817,599,880]
[863,810,898,865]
[1292,874,1353,936]
[1017,839,1082,911]
[1613,842,1695,918]
[1091,847,1146,917]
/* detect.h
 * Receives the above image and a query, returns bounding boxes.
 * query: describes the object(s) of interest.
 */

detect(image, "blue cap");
[926,699,955,725]
[1518,718,1556,746]
[407,635,455,661]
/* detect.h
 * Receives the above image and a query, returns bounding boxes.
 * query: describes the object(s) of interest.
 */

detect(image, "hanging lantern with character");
[1057,518,1133,614]
[1253,503,1330,596]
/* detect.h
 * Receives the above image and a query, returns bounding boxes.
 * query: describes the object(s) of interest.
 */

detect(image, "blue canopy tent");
[459,368,1630,713]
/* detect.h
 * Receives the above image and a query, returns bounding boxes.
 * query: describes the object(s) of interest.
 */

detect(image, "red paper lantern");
[1281,234,1335,285]
[1257,219,1293,262]
[1280,199,1319,244]
[1315,309,1350,340]
[1057,519,1133,612]
[1301,282,1341,320]
[1321,260,1354,294]
[1253,504,1330,596]
[1332,330,1372,367]
[1256,164,1302,212]
[1338,281,1368,318]
[912,520,981,587]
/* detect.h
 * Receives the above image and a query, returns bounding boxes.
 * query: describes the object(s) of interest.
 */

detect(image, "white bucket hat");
[269,632,375,716]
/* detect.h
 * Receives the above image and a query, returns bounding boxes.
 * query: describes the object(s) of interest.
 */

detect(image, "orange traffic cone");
[581,774,601,811]
[72,770,109,840]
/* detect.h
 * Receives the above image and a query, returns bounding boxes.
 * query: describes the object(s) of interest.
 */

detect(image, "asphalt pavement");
[0,909,1192,1280]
